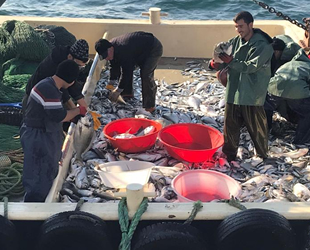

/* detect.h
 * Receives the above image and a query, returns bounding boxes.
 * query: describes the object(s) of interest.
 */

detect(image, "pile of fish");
[113,126,155,139]
[59,59,310,204]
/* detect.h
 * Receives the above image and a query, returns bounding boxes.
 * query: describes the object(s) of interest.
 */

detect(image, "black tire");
[132,222,208,250]
[216,208,296,250]
[0,215,18,250]
[36,211,112,250]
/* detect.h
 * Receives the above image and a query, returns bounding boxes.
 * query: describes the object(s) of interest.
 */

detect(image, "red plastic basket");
[158,123,224,163]
[103,118,162,153]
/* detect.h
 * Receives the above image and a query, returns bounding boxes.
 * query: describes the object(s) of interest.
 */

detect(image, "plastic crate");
[0,103,23,126]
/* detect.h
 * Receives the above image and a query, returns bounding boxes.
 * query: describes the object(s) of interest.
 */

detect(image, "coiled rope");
[0,162,24,201]
[118,197,148,250]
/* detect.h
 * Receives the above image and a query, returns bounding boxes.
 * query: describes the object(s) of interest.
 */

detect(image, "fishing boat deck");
[155,57,210,83]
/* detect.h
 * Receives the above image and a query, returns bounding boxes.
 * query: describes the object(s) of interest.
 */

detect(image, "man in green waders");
[210,11,273,161]
[21,60,87,202]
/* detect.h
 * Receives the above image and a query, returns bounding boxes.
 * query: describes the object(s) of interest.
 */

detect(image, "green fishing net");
[0,20,76,104]
[2,58,39,77]
[0,124,21,151]
[35,25,76,48]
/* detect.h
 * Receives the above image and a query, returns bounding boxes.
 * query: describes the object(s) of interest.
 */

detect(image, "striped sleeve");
[31,86,63,109]
[30,79,67,123]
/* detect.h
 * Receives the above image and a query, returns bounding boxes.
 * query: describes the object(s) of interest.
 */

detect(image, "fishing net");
[2,74,31,89]
[0,26,15,65]
[35,25,77,48]
[0,84,25,103]
[2,58,39,77]
[0,124,21,151]
[7,20,51,62]
[0,20,77,103]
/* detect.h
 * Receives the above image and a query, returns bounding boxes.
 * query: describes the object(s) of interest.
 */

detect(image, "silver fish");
[75,167,89,189]
[213,42,233,63]
[73,114,96,163]
[188,95,201,110]
[127,152,163,162]
[136,125,155,136]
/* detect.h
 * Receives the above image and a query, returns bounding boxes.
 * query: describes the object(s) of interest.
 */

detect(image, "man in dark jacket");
[21,60,87,202]
[22,39,90,114]
[95,31,163,113]
[210,11,273,161]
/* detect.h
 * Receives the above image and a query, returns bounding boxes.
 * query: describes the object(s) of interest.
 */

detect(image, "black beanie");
[95,39,112,59]
[272,37,286,51]
[69,39,89,62]
[56,60,80,84]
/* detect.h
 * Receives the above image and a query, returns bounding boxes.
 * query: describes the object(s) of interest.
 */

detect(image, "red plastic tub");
[172,170,241,202]
[103,118,162,153]
[158,123,224,163]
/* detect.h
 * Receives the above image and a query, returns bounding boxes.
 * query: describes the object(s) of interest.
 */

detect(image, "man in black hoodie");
[95,31,163,113]
[22,39,90,114]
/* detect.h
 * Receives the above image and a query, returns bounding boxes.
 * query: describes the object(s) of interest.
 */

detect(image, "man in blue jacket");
[21,60,87,202]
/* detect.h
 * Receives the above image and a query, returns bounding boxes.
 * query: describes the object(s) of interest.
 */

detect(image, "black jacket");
[26,46,84,103]
[109,31,155,89]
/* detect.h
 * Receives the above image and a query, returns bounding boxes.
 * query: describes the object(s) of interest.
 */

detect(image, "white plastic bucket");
[95,161,154,188]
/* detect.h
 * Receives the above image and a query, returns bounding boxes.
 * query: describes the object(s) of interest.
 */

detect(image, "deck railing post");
[141,7,168,25]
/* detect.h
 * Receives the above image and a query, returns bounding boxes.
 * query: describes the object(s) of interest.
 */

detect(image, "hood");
[51,46,70,64]
[252,28,273,44]
[291,48,310,62]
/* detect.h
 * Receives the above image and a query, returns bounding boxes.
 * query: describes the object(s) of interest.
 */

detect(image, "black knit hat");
[95,39,112,59]
[272,37,286,51]
[69,39,89,62]
[56,60,80,84]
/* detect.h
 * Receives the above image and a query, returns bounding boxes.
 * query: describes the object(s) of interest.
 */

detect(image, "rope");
[118,197,148,250]
[75,199,85,211]
[225,196,247,211]
[0,162,24,200]
[3,196,8,219]
[183,200,203,225]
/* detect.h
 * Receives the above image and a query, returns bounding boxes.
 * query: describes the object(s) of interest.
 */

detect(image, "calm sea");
[0,0,308,23]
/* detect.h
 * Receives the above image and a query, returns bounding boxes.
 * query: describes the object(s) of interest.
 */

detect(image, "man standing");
[211,11,273,161]
[95,31,163,113]
[22,39,90,114]
[21,60,87,202]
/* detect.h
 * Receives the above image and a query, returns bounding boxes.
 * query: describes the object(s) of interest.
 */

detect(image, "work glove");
[109,87,123,102]
[219,53,233,64]
[106,80,118,90]
[208,59,221,70]
[78,106,87,116]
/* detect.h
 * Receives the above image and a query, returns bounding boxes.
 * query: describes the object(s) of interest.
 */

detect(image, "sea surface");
[0,0,308,23]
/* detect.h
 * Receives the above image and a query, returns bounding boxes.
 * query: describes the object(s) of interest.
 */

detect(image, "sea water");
[0,0,308,23]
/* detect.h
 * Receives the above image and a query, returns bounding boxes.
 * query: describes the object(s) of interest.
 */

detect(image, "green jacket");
[275,34,301,61]
[268,48,310,99]
[224,29,273,106]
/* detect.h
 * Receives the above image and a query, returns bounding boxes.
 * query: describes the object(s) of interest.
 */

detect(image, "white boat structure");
[0,7,310,249]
